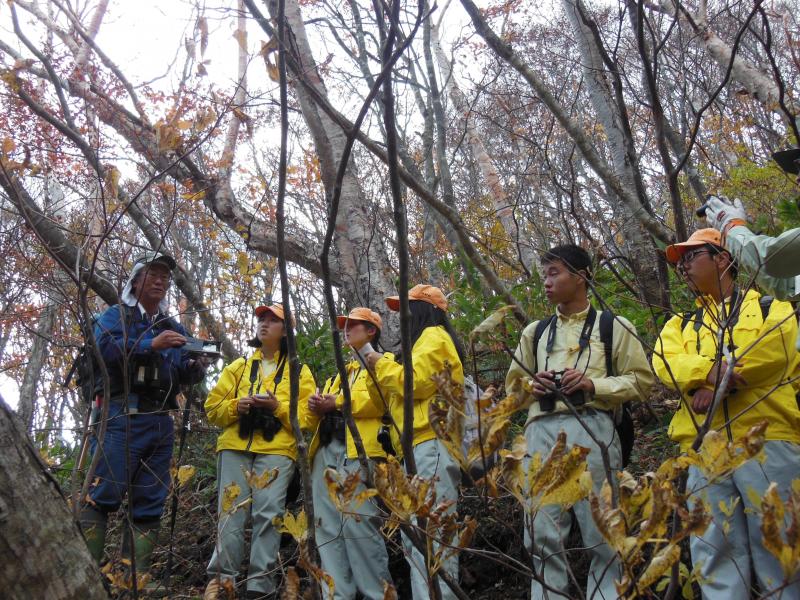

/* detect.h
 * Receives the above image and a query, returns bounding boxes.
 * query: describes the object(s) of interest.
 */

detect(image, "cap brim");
[153,256,176,270]
[665,240,706,264]
[139,255,176,270]
[772,149,800,175]
[254,306,279,319]
[385,296,400,312]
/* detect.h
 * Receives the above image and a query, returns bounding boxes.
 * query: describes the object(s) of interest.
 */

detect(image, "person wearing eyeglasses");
[703,149,800,312]
[78,251,208,593]
[653,229,800,600]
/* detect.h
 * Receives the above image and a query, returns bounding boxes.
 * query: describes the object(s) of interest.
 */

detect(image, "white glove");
[704,195,747,230]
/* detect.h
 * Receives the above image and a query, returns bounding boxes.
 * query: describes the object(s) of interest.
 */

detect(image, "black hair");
[705,243,739,279]
[397,300,465,364]
[368,325,382,351]
[541,244,593,281]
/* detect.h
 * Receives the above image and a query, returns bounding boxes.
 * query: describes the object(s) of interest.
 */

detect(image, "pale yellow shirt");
[505,305,654,425]
[260,356,278,381]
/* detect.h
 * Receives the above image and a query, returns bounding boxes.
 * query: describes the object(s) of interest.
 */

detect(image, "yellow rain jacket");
[653,289,800,451]
[309,353,399,461]
[204,348,317,459]
[367,326,464,447]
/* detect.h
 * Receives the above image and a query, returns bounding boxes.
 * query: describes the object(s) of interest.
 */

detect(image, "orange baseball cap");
[336,307,383,330]
[386,284,448,312]
[665,228,724,264]
[254,303,296,327]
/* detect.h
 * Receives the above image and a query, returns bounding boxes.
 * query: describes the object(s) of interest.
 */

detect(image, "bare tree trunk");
[422,11,487,293]
[17,302,57,431]
[562,0,669,309]
[0,396,108,600]
[430,14,536,272]
[274,0,397,319]
[651,0,799,123]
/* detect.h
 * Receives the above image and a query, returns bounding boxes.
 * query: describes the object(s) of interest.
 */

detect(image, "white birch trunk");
[278,0,397,325]
[563,0,666,307]
[431,18,537,271]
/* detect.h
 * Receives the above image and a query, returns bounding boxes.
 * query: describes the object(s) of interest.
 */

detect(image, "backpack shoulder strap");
[678,307,704,353]
[680,307,704,332]
[759,295,774,321]
[599,310,614,377]
[531,315,556,373]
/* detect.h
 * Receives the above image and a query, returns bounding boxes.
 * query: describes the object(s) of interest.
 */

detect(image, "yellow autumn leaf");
[529,433,592,511]
[2,137,15,156]
[634,543,681,595]
[485,390,529,421]
[500,433,528,505]
[457,516,477,549]
[638,480,674,542]
[244,467,278,491]
[382,580,398,600]
[374,455,432,522]
[474,386,496,410]
[470,305,515,340]
[466,418,510,464]
[155,121,182,152]
[237,251,250,275]
[177,465,196,487]
[693,421,768,481]
[221,481,241,513]
[591,494,638,558]
[760,482,800,577]
[355,488,378,505]
[274,509,308,542]
[325,468,368,511]
[181,189,206,201]
[195,106,217,131]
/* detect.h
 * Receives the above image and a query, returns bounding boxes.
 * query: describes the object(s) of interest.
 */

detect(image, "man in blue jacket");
[78,252,206,585]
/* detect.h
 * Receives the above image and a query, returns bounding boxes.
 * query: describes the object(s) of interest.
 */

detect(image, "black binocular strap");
[543,306,597,372]
[249,354,288,395]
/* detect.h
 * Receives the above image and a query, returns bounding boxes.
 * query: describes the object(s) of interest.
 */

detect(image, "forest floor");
[96,392,679,599]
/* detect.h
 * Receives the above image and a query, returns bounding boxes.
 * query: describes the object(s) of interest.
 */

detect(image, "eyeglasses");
[678,248,712,266]
[142,270,172,283]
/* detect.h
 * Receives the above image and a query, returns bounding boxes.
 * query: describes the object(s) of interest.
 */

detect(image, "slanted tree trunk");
[563,0,669,309]
[17,301,57,430]
[274,0,398,328]
[430,14,537,272]
[0,397,107,599]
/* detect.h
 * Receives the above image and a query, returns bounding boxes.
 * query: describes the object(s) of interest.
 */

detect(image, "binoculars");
[539,370,586,412]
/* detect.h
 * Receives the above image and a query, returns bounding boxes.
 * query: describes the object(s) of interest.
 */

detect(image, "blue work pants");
[88,401,174,521]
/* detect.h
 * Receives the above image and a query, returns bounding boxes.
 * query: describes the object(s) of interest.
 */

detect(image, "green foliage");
[714,157,799,235]
[777,197,800,229]
[296,316,337,384]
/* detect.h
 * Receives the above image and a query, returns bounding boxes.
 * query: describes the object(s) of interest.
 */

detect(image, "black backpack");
[531,309,636,467]
[63,304,179,401]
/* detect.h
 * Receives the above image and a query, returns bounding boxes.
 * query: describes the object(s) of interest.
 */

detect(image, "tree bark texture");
[0,397,108,600]
[274,0,398,319]
[562,0,669,309]
[430,15,537,272]
[17,301,57,430]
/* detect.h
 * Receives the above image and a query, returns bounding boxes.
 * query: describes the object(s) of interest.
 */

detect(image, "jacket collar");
[253,348,282,362]
[556,303,592,322]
